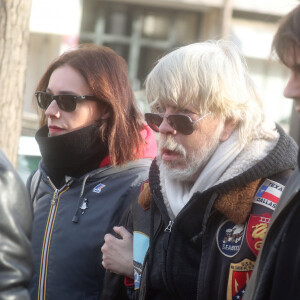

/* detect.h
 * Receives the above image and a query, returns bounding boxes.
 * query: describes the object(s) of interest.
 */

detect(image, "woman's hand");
[101,226,134,278]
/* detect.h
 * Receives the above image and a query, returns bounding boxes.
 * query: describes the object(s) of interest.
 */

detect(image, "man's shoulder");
[267,168,295,186]
[272,167,300,215]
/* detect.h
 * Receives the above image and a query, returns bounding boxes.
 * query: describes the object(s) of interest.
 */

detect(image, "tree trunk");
[221,0,233,39]
[0,0,32,166]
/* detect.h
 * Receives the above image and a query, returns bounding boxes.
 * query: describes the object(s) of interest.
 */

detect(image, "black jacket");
[244,150,300,300]
[0,150,33,300]
[102,126,298,300]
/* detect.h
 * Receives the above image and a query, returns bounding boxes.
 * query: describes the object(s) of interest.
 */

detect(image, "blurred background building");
[19,0,300,181]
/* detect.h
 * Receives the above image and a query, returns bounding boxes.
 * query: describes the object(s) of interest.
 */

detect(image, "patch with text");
[217,221,245,257]
[253,179,284,210]
[227,258,255,300]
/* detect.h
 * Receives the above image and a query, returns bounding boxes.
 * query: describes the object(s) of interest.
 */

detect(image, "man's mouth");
[161,148,181,161]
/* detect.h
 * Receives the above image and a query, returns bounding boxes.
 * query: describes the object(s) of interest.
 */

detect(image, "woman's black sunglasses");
[144,112,210,135]
[35,92,98,112]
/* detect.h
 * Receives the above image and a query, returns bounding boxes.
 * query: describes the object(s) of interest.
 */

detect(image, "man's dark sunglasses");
[145,112,210,135]
[35,92,98,112]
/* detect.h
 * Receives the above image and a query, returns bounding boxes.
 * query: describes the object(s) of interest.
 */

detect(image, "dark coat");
[101,125,298,300]
[244,150,300,300]
[0,150,33,300]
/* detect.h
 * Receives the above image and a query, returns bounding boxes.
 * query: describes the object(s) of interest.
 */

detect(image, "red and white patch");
[246,212,271,257]
[227,258,255,300]
[253,179,284,210]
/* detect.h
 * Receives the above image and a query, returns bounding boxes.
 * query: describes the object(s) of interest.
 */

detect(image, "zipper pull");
[51,190,59,205]
[164,220,174,232]
[164,220,174,250]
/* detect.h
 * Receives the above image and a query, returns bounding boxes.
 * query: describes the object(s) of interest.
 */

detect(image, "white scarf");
[160,121,279,218]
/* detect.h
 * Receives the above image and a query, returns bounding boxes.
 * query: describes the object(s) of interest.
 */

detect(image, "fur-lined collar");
[138,174,262,224]
[214,179,262,224]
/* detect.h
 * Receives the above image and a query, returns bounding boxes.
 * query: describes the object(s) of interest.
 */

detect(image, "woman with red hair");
[28,44,156,300]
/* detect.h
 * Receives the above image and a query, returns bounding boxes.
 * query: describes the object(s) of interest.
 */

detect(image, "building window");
[80,1,203,91]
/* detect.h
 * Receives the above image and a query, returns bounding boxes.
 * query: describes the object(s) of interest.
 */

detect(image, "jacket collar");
[214,179,262,224]
[99,125,157,168]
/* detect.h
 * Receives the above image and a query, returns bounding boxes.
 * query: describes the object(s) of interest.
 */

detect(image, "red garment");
[99,125,157,168]
[124,276,134,287]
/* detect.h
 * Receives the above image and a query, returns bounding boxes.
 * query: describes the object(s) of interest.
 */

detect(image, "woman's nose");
[45,100,61,118]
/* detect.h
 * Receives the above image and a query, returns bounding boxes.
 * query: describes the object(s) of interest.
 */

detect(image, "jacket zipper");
[164,220,174,232]
[163,220,173,249]
[196,193,219,300]
[38,178,71,300]
[151,189,178,298]
[163,220,180,298]
[139,217,164,300]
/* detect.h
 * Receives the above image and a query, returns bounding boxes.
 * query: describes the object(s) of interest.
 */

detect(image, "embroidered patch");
[216,221,245,257]
[227,258,255,300]
[253,179,284,210]
[246,212,271,256]
[133,231,149,290]
[93,183,106,193]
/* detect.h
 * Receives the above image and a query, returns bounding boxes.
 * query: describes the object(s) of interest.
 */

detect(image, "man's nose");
[283,72,300,100]
[158,116,176,135]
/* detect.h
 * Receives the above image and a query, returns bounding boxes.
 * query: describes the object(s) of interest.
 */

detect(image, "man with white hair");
[101,40,298,300]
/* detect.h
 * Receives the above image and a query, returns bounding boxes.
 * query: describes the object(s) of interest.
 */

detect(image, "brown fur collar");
[138,179,262,223]
[138,181,151,210]
[214,179,262,224]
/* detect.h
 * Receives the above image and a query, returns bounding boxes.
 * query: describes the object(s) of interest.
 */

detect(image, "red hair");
[35,44,145,165]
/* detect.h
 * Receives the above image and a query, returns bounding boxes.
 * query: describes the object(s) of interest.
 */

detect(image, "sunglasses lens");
[168,115,193,135]
[145,113,163,132]
[56,95,76,112]
[36,93,52,110]
[35,93,77,112]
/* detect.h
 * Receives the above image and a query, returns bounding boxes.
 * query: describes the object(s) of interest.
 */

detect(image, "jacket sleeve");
[100,202,134,300]
[0,152,33,300]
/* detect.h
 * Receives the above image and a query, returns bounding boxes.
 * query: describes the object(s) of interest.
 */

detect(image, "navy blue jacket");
[29,159,152,300]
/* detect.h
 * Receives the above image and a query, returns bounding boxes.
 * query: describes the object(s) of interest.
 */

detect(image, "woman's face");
[45,64,102,137]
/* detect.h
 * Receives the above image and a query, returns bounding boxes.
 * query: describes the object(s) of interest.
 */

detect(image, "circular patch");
[216,220,245,257]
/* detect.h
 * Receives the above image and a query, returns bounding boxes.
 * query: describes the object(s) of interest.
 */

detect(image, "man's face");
[156,104,234,181]
[283,45,300,114]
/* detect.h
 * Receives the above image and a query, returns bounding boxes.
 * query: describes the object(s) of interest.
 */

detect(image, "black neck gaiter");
[35,124,108,188]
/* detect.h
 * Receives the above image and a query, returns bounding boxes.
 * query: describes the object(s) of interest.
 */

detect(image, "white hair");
[145,40,265,145]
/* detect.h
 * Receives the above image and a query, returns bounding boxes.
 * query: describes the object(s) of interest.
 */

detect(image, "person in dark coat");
[244,4,300,300]
[0,149,33,300]
[101,40,298,300]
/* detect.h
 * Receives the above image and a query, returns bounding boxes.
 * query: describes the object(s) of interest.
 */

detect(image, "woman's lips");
[48,125,64,133]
